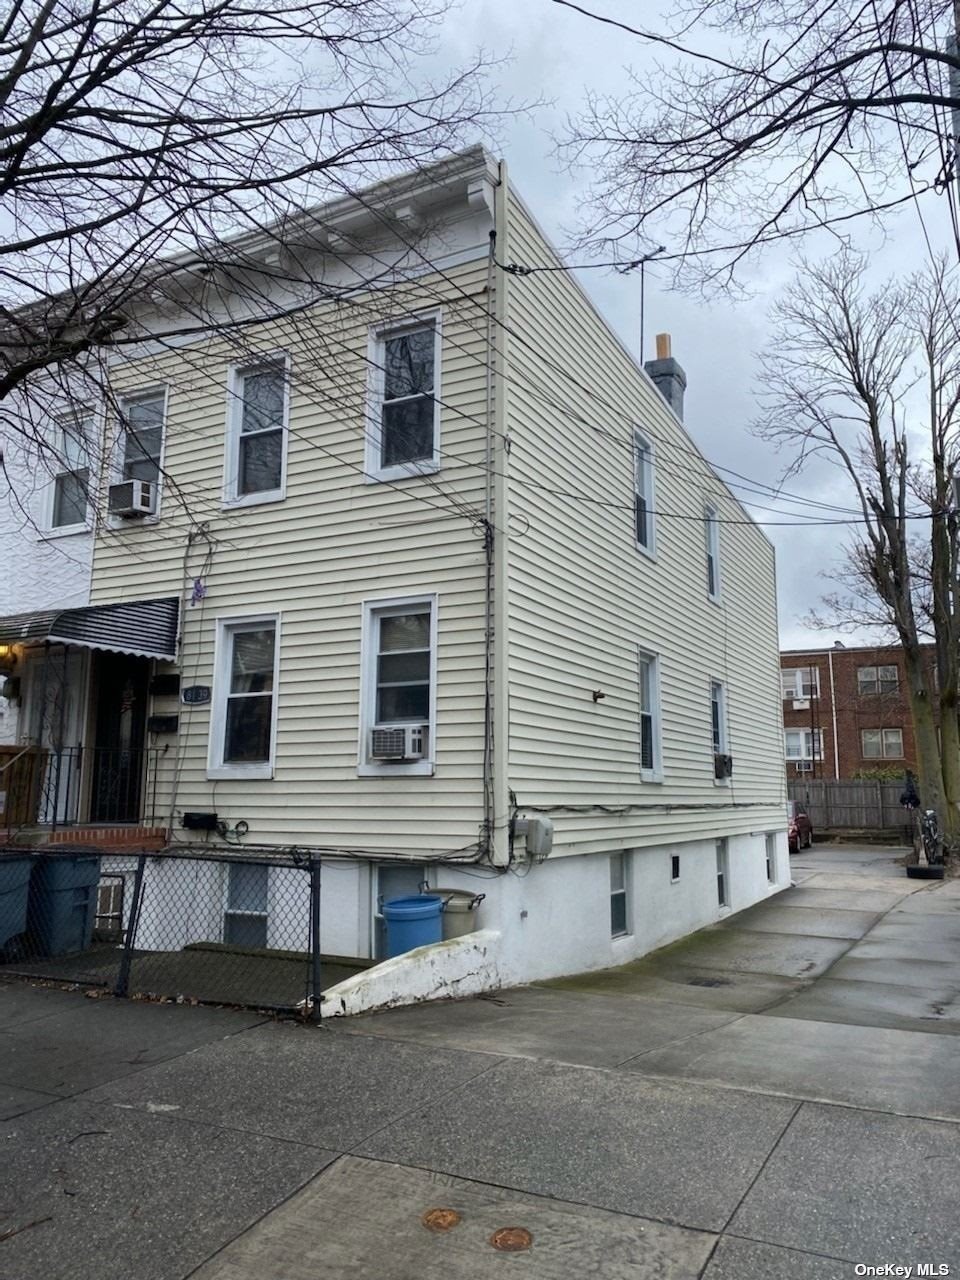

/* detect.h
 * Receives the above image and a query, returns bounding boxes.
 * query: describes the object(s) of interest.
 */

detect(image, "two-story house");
[0,147,787,989]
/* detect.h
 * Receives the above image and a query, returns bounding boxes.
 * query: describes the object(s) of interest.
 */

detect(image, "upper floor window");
[781,667,819,699]
[208,615,279,780]
[857,665,899,696]
[359,594,437,777]
[49,416,92,532]
[785,728,822,761]
[638,649,662,780]
[861,728,903,759]
[705,504,721,600]
[225,358,288,505]
[120,391,165,486]
[367,317,441,482]
[633,430,655,555]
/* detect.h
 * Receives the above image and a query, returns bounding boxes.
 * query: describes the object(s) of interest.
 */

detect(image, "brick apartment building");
[780,643,937,780]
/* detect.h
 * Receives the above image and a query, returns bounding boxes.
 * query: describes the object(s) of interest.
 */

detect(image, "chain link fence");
[0,847,357,1016]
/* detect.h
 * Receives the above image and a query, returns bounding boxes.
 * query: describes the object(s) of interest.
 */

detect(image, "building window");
[610,852,629,936]
[784,729,822,762]
[710,679,728,779]
[633,430,655,554]
[637,649,662,780]
[765,832,776,884]
[861,728,904,759]
[705,505,721,600]
[225,359,288,504]
[119,390,165,486]
[359,595,437,777]
[209,616,279,779]
[49,416,92,530]
[781,667,820,699]
[367,317,441,482]
[716,837,729,907]
[223,862,268,948]
[857,665,899,696]
[671,853,680,883]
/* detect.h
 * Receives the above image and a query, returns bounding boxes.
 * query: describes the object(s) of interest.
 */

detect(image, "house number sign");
[181,685,212,705]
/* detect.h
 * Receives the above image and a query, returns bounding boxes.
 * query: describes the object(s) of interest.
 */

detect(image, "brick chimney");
[644,332,687,421]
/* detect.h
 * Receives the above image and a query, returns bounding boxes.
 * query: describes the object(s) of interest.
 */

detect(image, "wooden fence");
[787,779,912,832]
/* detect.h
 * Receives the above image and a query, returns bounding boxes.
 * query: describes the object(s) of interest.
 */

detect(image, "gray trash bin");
[425,887,485,940]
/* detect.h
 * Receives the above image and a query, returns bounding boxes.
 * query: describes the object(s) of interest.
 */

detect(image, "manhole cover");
[490,1227,533,1252]
[421,1208,462,1232]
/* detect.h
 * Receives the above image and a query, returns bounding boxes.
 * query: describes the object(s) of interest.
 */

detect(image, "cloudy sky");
[430,0,958,649]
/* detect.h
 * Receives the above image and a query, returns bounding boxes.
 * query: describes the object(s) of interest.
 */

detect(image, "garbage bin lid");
[423,887,485,909]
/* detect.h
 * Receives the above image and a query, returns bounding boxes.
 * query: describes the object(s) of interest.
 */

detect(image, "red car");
[787,800,814,851]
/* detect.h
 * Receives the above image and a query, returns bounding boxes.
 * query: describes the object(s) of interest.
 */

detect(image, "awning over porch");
[0,597,179,661]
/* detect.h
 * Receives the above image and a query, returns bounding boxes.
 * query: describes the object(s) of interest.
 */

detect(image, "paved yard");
[2,845,959,1279]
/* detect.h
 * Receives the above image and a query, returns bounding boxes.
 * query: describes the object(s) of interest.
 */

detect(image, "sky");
[429,0,959,649]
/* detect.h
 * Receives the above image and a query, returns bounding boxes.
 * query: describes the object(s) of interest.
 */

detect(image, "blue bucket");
[383,894,443,958]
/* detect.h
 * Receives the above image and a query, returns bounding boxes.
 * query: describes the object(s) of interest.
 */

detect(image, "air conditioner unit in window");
[714,753,734,779]
[108,479,156,518]
[795,759,813,773]
[792,699,810,711]
[370,724,428,761]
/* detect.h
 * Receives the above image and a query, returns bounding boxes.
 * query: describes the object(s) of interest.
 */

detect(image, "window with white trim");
[716,837,730,907]
[710,680,726,754]
[705,504,721,600]
[857,665,899,696]
[359,595,437,776]
[765,832,776,884]
[633,430,655,554]
[49,416,92,531]
[638,649,662,779]
[209,617,279,779]
[784,728,822,761]
[861,727,904,759]
[610,852,630,937]
[367,318,440,481]
[119,390,165,486]
[225,359,287,504]
[781,667,820,699]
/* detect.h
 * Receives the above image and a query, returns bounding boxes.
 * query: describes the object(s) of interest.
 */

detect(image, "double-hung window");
[209,616,279,779]
[367,317,441,481]
[857,665,899,696]
[716,837,730,907]
[49,416,92,531]
[781,667,820,699]
[359,595,438,776]
[226,359,288,504]
[711,679,729,779]
[633,430,655,554]
[784,728,822,762]
[637,649,662,780]
[223,863,269,948]
[861,728,903,759]
[610,852,630,937]
[120,391,165,486]
[705,504,721,600]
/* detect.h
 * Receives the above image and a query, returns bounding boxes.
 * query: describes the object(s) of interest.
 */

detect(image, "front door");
[90,653,149,822]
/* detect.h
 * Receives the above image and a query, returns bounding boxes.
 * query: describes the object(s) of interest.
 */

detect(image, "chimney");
[644,332,687,421]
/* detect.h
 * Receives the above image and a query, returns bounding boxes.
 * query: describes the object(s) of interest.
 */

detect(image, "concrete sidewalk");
[3,845,959,1279]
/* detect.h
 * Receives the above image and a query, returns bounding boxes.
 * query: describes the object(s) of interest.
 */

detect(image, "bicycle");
[920,808,944,866]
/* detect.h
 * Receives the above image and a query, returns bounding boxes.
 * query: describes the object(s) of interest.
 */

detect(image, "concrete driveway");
[3,845,960,1279]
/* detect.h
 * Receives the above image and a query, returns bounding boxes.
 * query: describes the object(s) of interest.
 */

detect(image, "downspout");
[827,649,840,780]
[489,160,511,867]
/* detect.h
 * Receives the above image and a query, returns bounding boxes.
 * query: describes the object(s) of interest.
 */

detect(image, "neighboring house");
[781,643,937,780]
[0,147,787,987]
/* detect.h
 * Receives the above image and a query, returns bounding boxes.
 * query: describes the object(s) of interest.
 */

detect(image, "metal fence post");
[115,853,147,998]
[309,854,322,1022]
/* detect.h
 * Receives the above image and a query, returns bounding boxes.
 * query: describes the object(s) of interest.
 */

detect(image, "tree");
[0,0,493,463]
[559,0,960,282]
[755,251,960,846]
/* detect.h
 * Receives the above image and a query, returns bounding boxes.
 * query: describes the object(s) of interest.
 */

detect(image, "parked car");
[787,800,814,851]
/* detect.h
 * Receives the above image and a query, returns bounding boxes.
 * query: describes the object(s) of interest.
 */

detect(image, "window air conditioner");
[795,759,813,773]
[108,479,156,518]
[714,753,734,780]
[370,724,428,761]
[792,699,810,711]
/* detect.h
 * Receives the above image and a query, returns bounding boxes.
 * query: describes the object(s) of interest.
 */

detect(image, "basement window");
[671,854,680,883]
[610,852,630,937]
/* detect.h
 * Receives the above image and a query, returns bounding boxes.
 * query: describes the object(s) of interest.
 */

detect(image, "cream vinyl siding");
[502,191,785,855]
[90,261,492,854]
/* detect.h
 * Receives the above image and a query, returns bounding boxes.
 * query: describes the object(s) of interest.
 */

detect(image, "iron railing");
[0,746,162,833]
